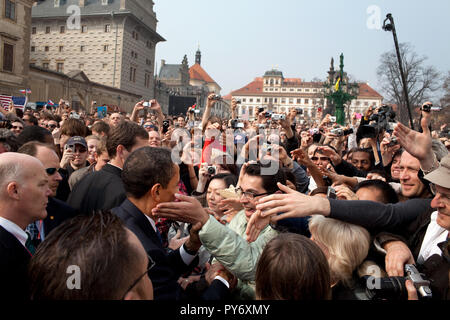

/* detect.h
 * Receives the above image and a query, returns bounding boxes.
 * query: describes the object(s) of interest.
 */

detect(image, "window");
[5,0,15,20]
[304,99,309,104]
[274,98,278,103]
[257,98,260,103]
[281,98,286,104]
[43,62,49,69]
[31,46,35,52]
[129,67,136,82]
[297,99,301,104]
[101,0,108,5]
[81,25,87,33]
[104,45,109,52]
[146,41,152,49]
[57,62,64,73]
[249,98,253,103]
[60,26,65,33]
[32,27,36,34]
[45,46,49,52]
[80,45,85,52]
[289,99,293,104]
[305,89,310,92]
[46,26,51,34]
[2,43,14,72]
[79,63,84,69]
[144,73,151,88]
[364,101,369,106]
[59,46,63,52]
[264,98,268,103]
[297,88,302,92]
[242,98,246,102]
[105,24,111,33]
[282,88,286,92]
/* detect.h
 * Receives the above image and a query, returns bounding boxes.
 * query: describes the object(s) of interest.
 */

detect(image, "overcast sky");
[153,0,450,98]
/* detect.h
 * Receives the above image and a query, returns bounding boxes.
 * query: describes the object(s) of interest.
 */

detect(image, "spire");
[195,46,201,65]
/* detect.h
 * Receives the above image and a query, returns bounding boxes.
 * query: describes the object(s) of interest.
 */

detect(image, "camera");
[69,112,80,120]
[207,165,217,175]
[296,108,303,115]
[258,124,266,129]
[421,103,442,112]
[364,264,432,300]
[326,186,337,199]
[258,107,265,113]
[162,120,170,133]
[211,95,222,101]
[360,105,397,138]
[387,136,398,147]
[271,114,286,121]
[64,144,75,152]
[330,128,354,137]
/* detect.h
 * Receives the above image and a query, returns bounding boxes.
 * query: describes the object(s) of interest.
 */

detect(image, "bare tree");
[377,43,442,126]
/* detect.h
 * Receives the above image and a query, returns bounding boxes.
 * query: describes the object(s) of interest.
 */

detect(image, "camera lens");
[207,167,216,175]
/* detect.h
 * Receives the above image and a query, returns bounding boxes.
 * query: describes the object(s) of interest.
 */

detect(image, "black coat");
[112,199,229,301]
[67,164,126,215]
[0,226,31,300]
[44,197,77,236]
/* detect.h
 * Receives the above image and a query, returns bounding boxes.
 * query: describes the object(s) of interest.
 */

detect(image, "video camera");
[360,105,396,138]
[364,264,432,300]
[330,128,354,137]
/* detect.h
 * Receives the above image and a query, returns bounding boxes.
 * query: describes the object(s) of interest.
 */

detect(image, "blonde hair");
[309,215,370,288]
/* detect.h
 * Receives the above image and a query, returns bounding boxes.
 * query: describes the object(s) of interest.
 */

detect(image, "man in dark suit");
[68,121,149,214]
[0,153,52,300]
[112,147,233,300]
[18,142,77,247]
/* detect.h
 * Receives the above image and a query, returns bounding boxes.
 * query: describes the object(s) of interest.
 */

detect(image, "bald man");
[18,141,77,247]
[0,153,52,300]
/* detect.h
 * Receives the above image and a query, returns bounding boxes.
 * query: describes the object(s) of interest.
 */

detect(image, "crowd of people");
[0,94,448,301]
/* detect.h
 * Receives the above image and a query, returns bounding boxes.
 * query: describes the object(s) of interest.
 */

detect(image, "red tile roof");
[189,63,216,84]
[230,78,264,96]
[357,83,383,99]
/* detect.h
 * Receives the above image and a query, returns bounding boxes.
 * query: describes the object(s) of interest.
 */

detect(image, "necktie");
[25,232,36,255]
[155,227,163,246]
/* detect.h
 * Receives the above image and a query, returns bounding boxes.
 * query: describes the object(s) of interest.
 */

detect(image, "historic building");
[228,66,383,120]
[156,49,229,118]
[0,0,35,95]
[30,0,164,101]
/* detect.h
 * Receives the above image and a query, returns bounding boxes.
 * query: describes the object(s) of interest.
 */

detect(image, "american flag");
[0,95,28,111]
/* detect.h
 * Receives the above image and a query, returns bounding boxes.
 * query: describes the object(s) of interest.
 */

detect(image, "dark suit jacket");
[112,199,229,301]
[0,225,31,300]
[44,197,77,236]
[67,164,126,215]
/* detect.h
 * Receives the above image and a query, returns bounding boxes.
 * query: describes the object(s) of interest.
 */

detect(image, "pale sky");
[154,0,450,98]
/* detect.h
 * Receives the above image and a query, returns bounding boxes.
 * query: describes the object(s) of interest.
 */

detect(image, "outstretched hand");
[245,210,271,243]
[152,194,209,226]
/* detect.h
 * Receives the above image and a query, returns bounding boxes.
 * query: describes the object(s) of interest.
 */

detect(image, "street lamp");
[323,54,359,125]
[382,13,414,130]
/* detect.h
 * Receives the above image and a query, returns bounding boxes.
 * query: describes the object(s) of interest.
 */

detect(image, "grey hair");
[0,160,24,195]
[432,139,449,162]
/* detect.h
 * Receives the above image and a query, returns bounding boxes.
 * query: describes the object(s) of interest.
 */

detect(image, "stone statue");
[330,57,334,70]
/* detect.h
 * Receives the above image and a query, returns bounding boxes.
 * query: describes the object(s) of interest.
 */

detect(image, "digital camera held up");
[364,264,432,300]
[360,105,396,138]
[330,128,354,137]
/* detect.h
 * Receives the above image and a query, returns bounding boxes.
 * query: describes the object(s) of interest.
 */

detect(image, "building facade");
[30,0,164,101]
[28,65,140,112]
[229,68,383,121]
[0,0,35,95]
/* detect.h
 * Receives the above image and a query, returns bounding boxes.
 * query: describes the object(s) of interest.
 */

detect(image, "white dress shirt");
[0,217,28,248]
[417,211,449,264]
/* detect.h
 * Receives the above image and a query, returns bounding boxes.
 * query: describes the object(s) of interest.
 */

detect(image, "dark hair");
[91,121,111,137]
[310,186,329,196]
[0,129,20,152]
[255,233,331,300]
[28,211,142,300]
[205,173,238,192]
[243,161,286,194]
[122,147,175,199]
[23,114,38,125]
[106,121,148,158]
[351,148,375,170]
[60,118,87,137]
[17,125,53,145]
[17,141,53,157]
[354,179,399,204]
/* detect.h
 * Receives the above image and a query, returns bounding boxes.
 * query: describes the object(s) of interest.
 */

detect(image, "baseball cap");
[424,154,450,189]
[66,136,87,148]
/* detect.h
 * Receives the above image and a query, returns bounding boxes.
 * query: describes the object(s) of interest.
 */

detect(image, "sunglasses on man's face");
[46,124,57,129]
[46,168,58,175]
[12,126,23,130]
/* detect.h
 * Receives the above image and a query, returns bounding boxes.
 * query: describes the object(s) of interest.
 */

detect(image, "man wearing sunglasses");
[18,142,77,248]
[10,120,24,136]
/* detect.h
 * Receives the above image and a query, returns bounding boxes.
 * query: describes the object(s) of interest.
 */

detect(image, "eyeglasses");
[46,168,58,175]
[121,254,155,300]
[430,183,450,202]
[46,124,57,129]
[12,126,23,130]
[236,187,270,200]
[311,156,330,162]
